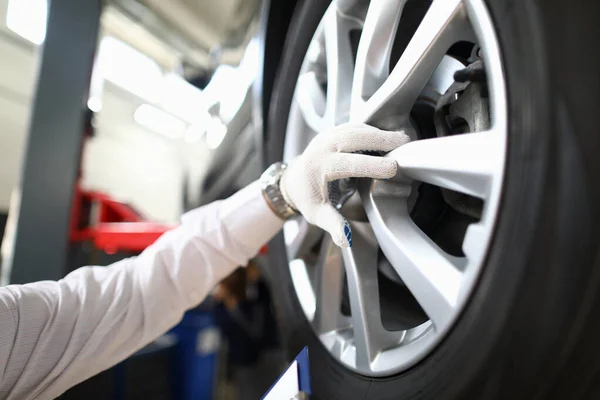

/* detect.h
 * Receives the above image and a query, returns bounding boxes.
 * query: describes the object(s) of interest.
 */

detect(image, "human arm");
[0,182,283,400]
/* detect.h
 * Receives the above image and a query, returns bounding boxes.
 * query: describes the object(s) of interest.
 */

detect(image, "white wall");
[0,90,31,212]
[83,83,187,222]
[0,0,37,212]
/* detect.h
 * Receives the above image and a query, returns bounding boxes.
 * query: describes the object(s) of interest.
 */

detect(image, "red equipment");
[69,187,175,254]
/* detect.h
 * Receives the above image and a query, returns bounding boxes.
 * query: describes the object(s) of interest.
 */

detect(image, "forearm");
[0,182,284,400]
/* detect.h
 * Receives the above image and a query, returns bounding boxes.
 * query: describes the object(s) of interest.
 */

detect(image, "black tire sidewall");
[265,0,600,399]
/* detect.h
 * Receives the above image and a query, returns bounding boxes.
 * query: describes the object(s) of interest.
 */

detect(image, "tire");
[265,0,600,399]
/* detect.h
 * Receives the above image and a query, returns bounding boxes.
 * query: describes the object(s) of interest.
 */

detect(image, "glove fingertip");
[380,158,399,178]
[342,219,352,248]
[333,234,351,248]
[328,218,352,248]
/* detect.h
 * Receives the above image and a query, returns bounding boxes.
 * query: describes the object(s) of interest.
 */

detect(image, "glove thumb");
[314,204,352,248]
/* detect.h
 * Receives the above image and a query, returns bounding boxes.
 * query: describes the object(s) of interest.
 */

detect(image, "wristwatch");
[260,162,298,220]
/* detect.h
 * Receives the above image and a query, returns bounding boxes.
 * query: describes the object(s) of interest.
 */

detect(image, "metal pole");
[8,0,102,284]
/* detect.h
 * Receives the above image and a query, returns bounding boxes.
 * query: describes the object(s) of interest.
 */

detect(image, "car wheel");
[265,0,600,398]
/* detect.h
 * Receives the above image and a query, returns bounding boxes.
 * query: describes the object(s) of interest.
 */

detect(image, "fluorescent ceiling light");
[87,97,103,113]
[98,37,163,102]
[161,73,205,123]
[6,0,48,45]
[184,110,212,144]
[201,65,236,110]
[184,124,206,144]
[238,39,260,85]
[205,116,227,149]
[134,104,186,140]
[94,38,206,121]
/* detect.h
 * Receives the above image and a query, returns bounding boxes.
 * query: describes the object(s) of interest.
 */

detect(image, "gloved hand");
[280,123,410,248]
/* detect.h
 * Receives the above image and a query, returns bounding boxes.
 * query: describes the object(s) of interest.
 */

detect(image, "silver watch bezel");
[260,162,298,220]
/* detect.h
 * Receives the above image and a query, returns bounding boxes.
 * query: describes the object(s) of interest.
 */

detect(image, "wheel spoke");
[352,0,407,111]
[313,237,348,334]
[342,224,402,370]
[360,187,464,329]
[386,130,503,199]
[284,102,317,162]
[324,7,359,126]
[462,222,487,262]
[284,218,323,260]
[296,71,327,133]
[358,0,472,122]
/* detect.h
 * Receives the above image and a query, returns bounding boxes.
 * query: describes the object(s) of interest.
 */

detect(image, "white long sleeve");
[0,182,284,400]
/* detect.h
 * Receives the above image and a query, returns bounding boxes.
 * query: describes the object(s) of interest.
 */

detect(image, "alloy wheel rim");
[283,0,507,376]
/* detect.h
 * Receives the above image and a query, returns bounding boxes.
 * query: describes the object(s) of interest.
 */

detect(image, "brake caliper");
[434,58,490,220]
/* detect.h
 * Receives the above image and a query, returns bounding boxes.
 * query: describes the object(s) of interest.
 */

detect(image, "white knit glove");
[280,123,410,248]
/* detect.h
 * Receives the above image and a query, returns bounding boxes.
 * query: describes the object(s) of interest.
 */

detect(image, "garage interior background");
[0,0,268,261]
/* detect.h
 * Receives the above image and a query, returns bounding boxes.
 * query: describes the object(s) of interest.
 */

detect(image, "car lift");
[4,0,175,281]
[5,0,103,284]
[2,0,174,283]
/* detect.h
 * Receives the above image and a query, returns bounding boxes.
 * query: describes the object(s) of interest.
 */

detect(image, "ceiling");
[107,0,262,71]
[154,0,260,48]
